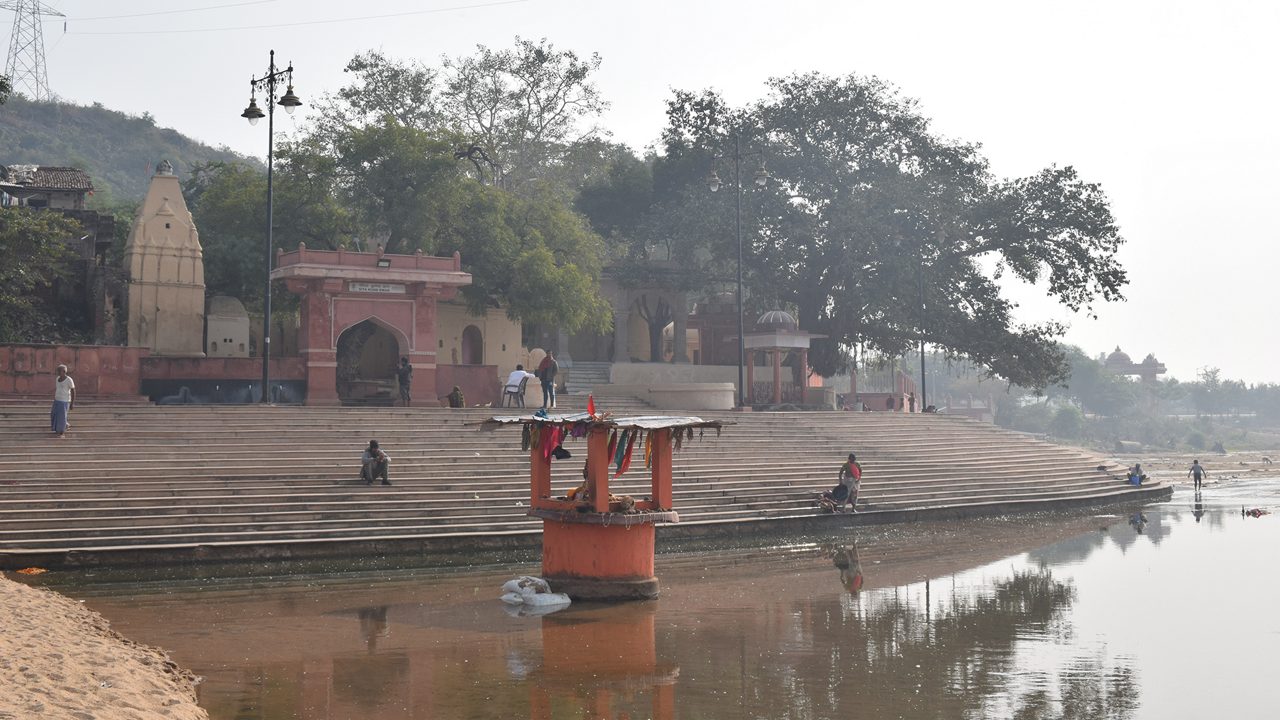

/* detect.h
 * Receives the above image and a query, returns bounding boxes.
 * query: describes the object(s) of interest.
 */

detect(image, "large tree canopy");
[312,37,609,193]
[649,73,1126,388]
[188,37,619,334]
[190,120,612,334]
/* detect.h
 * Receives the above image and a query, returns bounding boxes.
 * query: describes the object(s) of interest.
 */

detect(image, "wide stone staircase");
[0,397,1166,568]
[562,361,612,395]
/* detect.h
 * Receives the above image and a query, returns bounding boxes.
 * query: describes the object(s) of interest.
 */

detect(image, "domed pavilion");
[741,310,825,405]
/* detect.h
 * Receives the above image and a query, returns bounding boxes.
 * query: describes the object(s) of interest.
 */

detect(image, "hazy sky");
[16,0,1280,383]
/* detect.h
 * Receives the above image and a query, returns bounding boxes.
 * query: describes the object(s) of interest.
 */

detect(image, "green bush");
[1011,403,1053,434]
[1187,431,1206,451]
[1049,406,1084,439]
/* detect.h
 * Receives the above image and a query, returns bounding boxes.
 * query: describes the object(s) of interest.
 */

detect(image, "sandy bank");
[0,575,207,720]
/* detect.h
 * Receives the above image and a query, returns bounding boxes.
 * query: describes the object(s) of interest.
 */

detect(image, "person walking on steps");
[821,453,863,512]
[1188,459,1209,491]
[395,357,413,407]
[51,364,75,438]
[362,440,392,486]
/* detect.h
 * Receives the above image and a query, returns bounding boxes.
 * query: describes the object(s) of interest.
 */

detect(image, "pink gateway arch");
[273,244,471,406]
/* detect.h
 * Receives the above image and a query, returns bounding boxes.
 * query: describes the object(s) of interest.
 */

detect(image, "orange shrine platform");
[481,405,725,601]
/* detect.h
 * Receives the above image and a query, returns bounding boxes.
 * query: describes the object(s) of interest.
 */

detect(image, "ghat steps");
[0,399,1165,566]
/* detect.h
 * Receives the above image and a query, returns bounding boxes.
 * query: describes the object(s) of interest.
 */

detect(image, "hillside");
[0,95,259,202]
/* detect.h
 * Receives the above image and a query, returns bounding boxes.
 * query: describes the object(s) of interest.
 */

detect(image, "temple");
[123,161,206,356]
[1104,347,1167,383]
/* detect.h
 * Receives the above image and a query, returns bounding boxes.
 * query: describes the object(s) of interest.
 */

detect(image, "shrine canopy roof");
[479,412,726,432]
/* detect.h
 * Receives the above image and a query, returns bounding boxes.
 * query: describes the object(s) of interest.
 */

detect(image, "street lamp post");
[241,50,301,404]
[918,259,926,411]
[707,134,768,407]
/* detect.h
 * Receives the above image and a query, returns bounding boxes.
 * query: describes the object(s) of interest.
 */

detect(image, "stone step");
[0,404,1161,563]
[0,473,1132,540]
[0,459,1124,501]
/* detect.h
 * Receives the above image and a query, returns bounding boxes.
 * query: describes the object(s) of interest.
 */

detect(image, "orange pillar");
[650,429,673,510]
[530,441,552,505]
[587,427,611,513]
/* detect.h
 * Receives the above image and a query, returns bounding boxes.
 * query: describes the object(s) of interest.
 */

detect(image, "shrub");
[1049,406,1084,439]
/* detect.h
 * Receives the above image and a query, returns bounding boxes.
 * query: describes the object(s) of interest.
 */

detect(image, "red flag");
[587,394,595,416]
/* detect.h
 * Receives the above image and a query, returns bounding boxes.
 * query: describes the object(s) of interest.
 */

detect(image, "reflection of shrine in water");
[528,602,678,720]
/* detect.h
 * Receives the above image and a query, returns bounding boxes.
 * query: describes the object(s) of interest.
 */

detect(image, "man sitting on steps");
[362,440,391,486]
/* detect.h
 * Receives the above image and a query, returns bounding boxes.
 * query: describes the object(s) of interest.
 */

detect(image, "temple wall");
[0,344,147,399]
[436,303,522,376]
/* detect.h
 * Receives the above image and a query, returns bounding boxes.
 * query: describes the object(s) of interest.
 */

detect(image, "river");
[48,479,1280,719]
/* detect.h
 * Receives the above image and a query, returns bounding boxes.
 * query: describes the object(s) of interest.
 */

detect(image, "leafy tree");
[322,120,465,253]
[1049,405,1084,439]
[575,151,654,241]
[314,38,609,193]
[438,180,611,332]
[183,161,351,309]
[442,37,607,189]
[198,122,611,334]
[0,208,81,342]
[1192,367,1223,416]
[656,74,1126,389]
[324,50,445,132]
[0,75,10,104]
[184,163,269,306]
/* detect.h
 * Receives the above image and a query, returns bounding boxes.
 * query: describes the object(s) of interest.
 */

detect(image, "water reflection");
[830,542,864,594]
[62,487,1280,720]
[356,606,389,653]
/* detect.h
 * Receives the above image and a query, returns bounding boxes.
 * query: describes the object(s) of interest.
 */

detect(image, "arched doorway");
[336,319,401,405]
[461,324,484,365]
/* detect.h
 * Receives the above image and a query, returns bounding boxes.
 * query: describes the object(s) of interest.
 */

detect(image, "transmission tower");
[3,0,64,101]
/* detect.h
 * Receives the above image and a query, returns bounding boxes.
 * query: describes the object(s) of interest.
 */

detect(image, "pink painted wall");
[0,344,310,401]
[0,344,147,398]
[277,245,461,273]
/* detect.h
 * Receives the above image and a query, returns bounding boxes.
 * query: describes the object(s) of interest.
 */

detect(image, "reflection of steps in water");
[0,405,1166,564]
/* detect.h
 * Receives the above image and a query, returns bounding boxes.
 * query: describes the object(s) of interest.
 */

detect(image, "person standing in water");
[1187,459,1209,491]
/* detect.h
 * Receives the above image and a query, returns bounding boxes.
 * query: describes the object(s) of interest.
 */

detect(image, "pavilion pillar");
[746,352,755,405]
[772,349,782,404]
[850,351,858,410]
[671,293,689,363]
[556,327,573,366]
[799,348,808,405]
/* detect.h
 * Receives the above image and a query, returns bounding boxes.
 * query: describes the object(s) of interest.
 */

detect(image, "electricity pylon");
[3,0,64,101]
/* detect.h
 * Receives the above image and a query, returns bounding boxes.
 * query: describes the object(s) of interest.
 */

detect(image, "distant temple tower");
[124,160,206,356]
[1104,346,1166,383]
